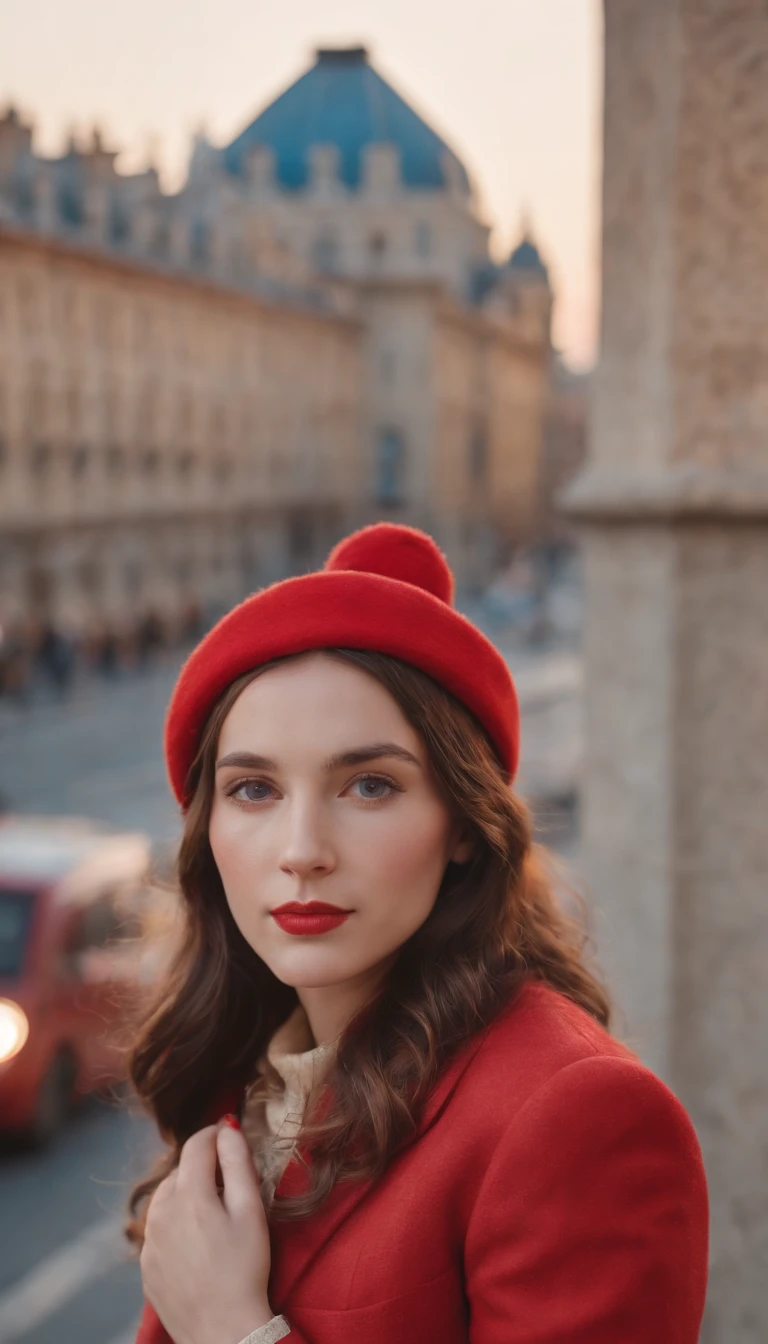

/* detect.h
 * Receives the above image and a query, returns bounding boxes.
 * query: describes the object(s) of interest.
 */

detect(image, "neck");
[297,953,397,1048]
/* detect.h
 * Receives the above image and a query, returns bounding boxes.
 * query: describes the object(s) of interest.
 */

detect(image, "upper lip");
[271,900,353,915]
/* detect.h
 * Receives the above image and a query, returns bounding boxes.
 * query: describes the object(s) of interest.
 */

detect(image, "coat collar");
[264,1021,492,1309]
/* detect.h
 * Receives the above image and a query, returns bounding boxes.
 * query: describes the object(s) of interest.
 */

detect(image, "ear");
[449,831,475,866]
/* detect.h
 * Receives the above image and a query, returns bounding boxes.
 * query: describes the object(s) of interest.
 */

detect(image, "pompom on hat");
[164,522,521,807]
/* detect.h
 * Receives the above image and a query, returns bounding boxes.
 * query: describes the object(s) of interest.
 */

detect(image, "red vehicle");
[0,814,154,1145]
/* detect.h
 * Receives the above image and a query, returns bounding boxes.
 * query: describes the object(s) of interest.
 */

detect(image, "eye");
[228,779,273,804]
[350,774,400,804]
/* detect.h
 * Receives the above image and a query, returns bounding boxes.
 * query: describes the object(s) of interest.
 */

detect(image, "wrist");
[214,1298,276,1344]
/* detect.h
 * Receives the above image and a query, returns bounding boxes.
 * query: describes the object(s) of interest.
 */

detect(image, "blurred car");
[0,814,154,1145]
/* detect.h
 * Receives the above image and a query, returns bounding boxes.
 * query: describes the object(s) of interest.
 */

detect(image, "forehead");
[217,654,421,754]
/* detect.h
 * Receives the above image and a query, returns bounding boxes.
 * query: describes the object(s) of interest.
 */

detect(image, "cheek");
[361,806,451,893]
[208,801,263,892]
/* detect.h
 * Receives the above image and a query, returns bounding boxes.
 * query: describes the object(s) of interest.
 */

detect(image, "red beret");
[164,522,520,807]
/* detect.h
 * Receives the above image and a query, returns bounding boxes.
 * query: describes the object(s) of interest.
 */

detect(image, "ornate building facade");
[0,45,552,644]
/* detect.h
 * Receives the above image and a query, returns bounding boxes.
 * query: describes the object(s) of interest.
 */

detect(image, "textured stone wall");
[564,2,768,1337]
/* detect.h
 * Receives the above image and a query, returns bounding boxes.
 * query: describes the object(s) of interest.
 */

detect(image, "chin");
[266,951,366,988]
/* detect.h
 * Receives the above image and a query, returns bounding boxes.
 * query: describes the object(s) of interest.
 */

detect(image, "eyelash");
[224,772,403,809]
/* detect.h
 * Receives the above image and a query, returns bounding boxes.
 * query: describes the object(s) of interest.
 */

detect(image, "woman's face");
[208,653,472,995]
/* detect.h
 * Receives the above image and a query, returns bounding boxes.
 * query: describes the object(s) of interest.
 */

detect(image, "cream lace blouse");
[235,1002,339,1344]
[241,1000,338,1211]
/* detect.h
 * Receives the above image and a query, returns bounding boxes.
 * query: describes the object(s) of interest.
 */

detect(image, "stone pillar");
[561,3,768,1338]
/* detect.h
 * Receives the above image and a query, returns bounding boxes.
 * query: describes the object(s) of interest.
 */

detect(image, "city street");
[0,643,583,1343]
[0,1095,159,1344]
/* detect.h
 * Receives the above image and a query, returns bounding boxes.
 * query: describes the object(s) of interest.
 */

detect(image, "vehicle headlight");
[0,999,29,1063]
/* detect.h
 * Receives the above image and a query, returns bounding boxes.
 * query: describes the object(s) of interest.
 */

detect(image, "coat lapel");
[266,1024,491,1309]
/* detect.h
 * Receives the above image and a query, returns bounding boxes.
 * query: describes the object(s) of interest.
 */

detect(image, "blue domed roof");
[507,235,549,278]
[223,46,471,195]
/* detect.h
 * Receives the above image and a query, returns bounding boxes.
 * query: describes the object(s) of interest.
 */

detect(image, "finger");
[145,1167,177,1235]
[175,1125,221,1204]
[149,1165,178,1208]
[156,1167,178,1198]
[216,1122,263,1220]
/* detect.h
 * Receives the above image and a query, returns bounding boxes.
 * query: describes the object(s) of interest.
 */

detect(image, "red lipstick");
[271,900,353,936]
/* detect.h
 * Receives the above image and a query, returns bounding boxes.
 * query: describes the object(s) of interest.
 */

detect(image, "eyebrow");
[215,742,422,773]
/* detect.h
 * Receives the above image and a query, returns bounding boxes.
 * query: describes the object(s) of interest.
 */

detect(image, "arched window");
[375,428,406,505]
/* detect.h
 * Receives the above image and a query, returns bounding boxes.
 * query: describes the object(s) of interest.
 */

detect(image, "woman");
[128,522,708,1344]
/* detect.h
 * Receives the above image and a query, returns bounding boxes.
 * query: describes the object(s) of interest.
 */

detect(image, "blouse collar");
[265,1001,337,1097]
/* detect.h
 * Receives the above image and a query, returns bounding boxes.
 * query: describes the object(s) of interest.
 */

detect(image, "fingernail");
[220,1113,241,1130]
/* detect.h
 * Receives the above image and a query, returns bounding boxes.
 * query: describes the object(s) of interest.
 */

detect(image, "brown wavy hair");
[126,647,610,1244]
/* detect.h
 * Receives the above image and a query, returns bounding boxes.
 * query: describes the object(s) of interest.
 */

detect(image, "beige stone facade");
[0,225,363,637]
[563,2,768,1336]
[0,45,553,643]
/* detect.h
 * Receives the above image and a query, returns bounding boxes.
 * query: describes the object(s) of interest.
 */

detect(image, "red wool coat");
[135,979,709,1344]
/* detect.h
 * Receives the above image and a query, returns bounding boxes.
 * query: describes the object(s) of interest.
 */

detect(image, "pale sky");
[4,0,602,369]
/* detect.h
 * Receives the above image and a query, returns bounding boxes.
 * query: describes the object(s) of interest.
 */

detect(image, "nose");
[278,793,336,880]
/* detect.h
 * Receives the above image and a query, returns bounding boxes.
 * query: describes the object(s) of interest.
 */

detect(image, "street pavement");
[0,641,583,1343]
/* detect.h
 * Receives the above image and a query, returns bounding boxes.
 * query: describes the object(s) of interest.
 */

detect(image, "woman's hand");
[140,1118,275,1344]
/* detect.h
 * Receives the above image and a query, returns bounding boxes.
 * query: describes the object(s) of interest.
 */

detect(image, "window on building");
[124,561,142,597]
[143,449,160,476]
[18,279,39,335]
[93,296,113,347]
[154,221,170,259]
[175,555,192,584]
[289,513,313,564]
[313,231,339,274]
[191,220,209,267]
[374,428,406,505]
[106,445,124,477]
[414,221,432,257]
[369,232,387,263]
[135,308,154,356]
[77,558,101,596]
[71,445,89,479]
[469,426,489,483]
[212,453,232,485]
[30,442,51,476]
[176,393,193,437]
[177,450,195,479]
[66,384,81,434]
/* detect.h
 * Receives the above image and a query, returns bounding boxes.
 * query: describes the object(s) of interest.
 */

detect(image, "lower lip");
[271,912,352,935]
